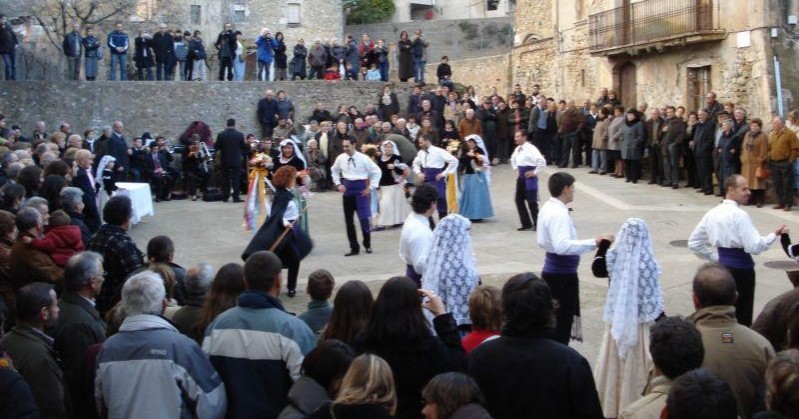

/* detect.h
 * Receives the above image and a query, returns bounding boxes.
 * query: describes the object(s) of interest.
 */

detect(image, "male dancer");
[331,139,381,256]
[538,172,613,344]
[688,174,786,326]
[399,184,438,286]
[412,136,458,220]
[511,130,547,231]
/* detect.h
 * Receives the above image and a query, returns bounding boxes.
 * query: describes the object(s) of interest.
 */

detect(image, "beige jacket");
[619,375,671,419]
[690,305,774,419]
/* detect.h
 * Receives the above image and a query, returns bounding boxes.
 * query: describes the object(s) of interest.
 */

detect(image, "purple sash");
[518,166,539,191]
[343,179,371,220]
[423,167,445,188]
[406,264,422,288]
[718,247,755,270]
[543,252,580,275]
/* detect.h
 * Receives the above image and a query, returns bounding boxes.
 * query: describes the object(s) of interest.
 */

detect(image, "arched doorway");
[618,62,637,108]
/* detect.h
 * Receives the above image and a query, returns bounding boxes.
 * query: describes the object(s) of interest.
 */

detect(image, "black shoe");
[287,289,296,298]
[517,227,533,231]
[625,179,631,183]
[632,180,638,184]
[672,185,678,189]
[344,250,359,257]
[232,197,243,203]
[648,180,657,185]
[155,197,161,202]
[365,248,373,254]
[704,192,714,195]
[373,226,386,232]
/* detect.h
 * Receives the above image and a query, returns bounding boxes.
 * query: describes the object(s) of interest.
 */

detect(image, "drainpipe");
[775,54,785,117]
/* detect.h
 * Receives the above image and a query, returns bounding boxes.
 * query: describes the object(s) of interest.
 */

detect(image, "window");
[190,5,202,25]
[487,0,499,11]
[233,10,246,24]
[688,66,711,112]
[286,3,301,25]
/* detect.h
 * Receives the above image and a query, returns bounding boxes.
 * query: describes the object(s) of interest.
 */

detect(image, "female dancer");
[458,135,494,221]
[243,166,312,297]
[375,140,410,230]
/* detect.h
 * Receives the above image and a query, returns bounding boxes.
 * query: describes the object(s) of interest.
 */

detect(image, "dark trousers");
[137,67,154,81]
[729,267,755,327]
[277,244,300,291]
[310,65,324,80]
[185,58,194,80]
[515,178,538,229]
[684,146,698,187]
[542,272,579,345]
[184,169,210,196]
[343,194,371,252]
[150,174,174,199]
[220,166,242,200]
[261,124,274,139]
[625,159,641,182]
[156,59,172,80]
[771,160,795,206]
[696,154,714,193]
[218,56,234,81]
[531,128,547,154]
[648,145,662,182]
[549,132,561,164]
[1,53,15,80]
[497,135,511,162]
[560,132,580,167]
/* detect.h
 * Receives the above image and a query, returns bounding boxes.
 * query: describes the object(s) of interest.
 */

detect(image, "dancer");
[458,135,494,221]
[688,174,786,326]
[331,139,381,256]
[413,135,458,220]
[375,140,410,230]
[592,218,663,418]
[510,130,546,231]
[242,166,312,298]
[422,214,480,329]
[400,184,438,286]
[538,172,613,344]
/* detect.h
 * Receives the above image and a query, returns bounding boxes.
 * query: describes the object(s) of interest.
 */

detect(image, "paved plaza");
[129,165,799,363]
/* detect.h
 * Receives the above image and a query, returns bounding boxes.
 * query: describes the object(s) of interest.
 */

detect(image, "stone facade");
[388,0,511,23]
[510,0,788,120]
[424,54,511,98]
[0,81,411,140]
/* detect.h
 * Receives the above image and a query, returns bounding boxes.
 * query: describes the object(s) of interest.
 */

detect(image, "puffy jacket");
[106,30,129,54]
[151,31,174,62]
[0,24,18,54]
[174,38,188,60]
[255,35,279,63]
[345,40,360,68]
[30,225,84,267]
[96,314,227,419]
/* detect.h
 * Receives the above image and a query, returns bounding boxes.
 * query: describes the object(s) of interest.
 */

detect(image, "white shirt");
[412,146,458,176]
[400,212,434,274]
[537,197,596,255]
[688,199,776,261]
[510,142,547,174]
[330,151,381,188]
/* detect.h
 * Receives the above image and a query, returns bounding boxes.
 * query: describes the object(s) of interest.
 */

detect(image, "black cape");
[242,188,313,261]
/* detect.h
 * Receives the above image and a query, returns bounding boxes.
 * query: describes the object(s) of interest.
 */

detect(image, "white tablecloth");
[114,182,154,225]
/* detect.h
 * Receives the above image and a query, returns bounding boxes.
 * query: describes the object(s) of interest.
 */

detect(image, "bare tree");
[29,0,139,52]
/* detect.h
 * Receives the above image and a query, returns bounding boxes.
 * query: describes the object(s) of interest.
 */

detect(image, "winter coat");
[29,225,84,267]
[9,233,64,289]
[290,44,307,76]
[308,45,328,68]
[330,44,346,65]
[308,402,395,419]
[592,118,610,150]
[255,35,279,63]
[106,30,129,55]
[151,31,174,62]
[277,376,331,419]
[0,24,17,54]
[274,39,288,68]
[134,36,154,68]
[174,37,188,61]
[189,37,206,60]
[83,36,101,59]
[345,40,360,68]
[63,32,83,58]
[450,404,494,419]
[0,367,39,419]
[397,39,413,80]
[620,119,645,160]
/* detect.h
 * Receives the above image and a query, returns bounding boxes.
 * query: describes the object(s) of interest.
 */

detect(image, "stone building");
[389,0,512,23]
[511,0,797,119]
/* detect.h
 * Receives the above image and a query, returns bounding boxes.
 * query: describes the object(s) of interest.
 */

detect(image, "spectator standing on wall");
[215,22,237,81]
[188,30,207,82]
[82,26,101,81]
[308,39,328,80]
[274,32,288,80]
[0,14,17,81]
[411,29,429,84]
[134,30,154,81]
[107,22,129,81]
[290,38,307,80]
[62,21,83,81]
[344,34,360,80]
[255,28,278,82]
[151,23,175,81]
[375,38,389,82]
[173,30,189,81]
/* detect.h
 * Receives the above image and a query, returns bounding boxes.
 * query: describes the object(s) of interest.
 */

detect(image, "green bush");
[458,21,479,40]
[346,0,395,24]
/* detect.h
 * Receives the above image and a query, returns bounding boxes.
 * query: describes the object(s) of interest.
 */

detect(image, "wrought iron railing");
[588,0,720,52]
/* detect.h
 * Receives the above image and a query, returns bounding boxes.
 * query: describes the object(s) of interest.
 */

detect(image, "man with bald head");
[257,89,279,138]
[689,262,774,418]
[688,174,786,326]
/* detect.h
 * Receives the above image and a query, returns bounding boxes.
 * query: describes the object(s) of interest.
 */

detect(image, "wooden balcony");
[588,0,726,57]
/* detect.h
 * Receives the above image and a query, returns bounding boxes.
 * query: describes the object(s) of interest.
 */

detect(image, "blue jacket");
[255,35,279,63]
[107,30,129,55]
[203,291,315,419]
[96,315,227,419]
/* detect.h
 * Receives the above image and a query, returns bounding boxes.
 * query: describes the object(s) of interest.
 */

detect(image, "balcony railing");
[588,0,722,54]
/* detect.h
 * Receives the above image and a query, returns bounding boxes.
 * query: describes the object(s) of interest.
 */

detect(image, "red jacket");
[30,225,85,267]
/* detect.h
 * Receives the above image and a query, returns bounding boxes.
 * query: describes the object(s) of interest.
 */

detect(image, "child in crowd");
[298,269,335,334]
[359,66,369,80]
[22,209,84,267]
[366,63,381,81]
[102,158,118,196]
[324,64,341,81]
[437,56,453,88]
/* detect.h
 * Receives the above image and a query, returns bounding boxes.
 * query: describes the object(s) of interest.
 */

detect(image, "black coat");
[692,120,717,157]
[151,31,174,62]
[215,30,237,59]
[242,188,312,261]
[214,128,248,168]
[274,40,288,68]
[308,402,395,419]
[141,152,172,180]
[107,133,130,170]
[68,211,91,248]
[134,36,154,68]
[0,24,17,54]
[0,367,39,419]
[257,98,279,128]
[72,168,101,233]
[468,329,603,419]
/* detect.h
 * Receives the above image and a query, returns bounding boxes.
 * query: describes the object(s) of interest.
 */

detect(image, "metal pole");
[775,54,784,117]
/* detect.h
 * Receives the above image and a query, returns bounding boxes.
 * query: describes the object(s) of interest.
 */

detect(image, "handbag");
[756,165,770,180]
[96,46,104,60]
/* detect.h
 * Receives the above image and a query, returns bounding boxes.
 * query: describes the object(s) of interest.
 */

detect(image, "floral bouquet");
[446,140,461,155]
[362,143,379,160]
[249,152,274,169]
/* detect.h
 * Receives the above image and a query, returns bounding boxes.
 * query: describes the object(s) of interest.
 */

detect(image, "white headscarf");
[465,134,489,164]
[380,140,400,160]
[95,155,116,181]
[603,218,664,359]
[279,138,307,169]
[422,214,480,326]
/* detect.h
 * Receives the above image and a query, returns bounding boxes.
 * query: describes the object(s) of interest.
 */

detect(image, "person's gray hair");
[16,207,41,231]
[185,263,214,297]
[122,271,166,316]
[774,116,787,124]
[102,125,112,135]
[6,161,23,179]
[39,152,58,167]
[64,251,103,292]
[25,197,48,214]
[59,187,84,212]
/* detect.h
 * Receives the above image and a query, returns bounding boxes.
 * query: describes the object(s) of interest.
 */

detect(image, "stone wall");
[0,81,412,140]
[425,54,511,98]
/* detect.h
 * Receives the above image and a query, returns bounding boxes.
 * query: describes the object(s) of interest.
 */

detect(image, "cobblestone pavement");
[130,163,799,364]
